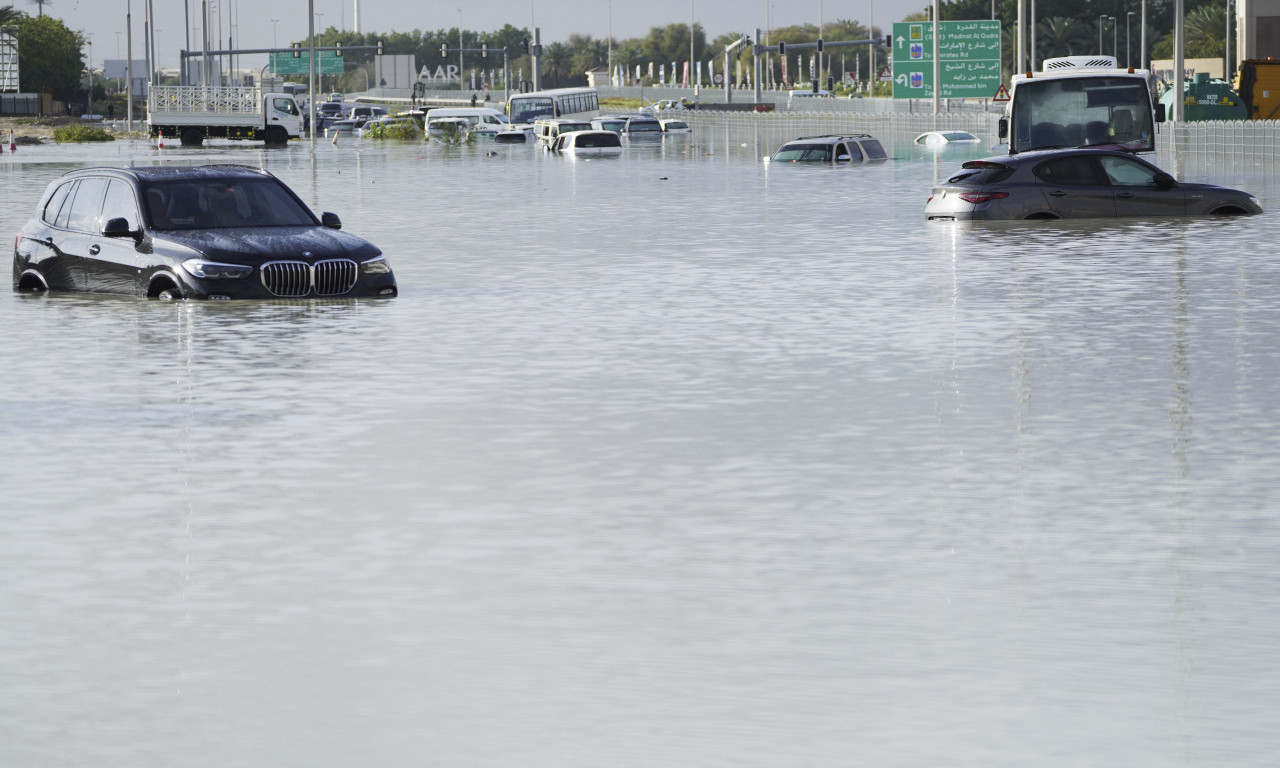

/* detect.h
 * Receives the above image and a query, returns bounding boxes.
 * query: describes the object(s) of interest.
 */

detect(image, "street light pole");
[1099,14,1106,55]
[457,9,464,92]
[127,0,133,130]
[1141,0,1147,70]
[1126,11,1135,67]
[1225,0,1233,80]
[1112,16,1117,60]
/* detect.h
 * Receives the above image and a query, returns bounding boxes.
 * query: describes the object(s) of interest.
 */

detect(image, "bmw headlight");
[182,259,254,279]
[360,255,391,274]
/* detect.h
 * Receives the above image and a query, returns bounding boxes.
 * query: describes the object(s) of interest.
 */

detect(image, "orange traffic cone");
[8,129,15,152]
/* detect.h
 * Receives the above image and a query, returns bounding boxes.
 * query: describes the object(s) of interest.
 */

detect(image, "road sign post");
[890,20,1001,100]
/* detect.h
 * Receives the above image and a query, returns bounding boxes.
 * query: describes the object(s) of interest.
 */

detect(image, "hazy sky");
[57,0,929,68]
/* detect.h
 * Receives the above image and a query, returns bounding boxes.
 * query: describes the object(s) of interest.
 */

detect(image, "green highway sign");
[891,20,1001,99]
[269,50,345,75]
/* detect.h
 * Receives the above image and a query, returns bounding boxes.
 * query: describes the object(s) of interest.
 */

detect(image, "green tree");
[542,41,571,86]
[0,4,24,24]
[641,23,705,65]
[1152,4,1228,58]
[14,14,82,102]
[1037,17,1091,60]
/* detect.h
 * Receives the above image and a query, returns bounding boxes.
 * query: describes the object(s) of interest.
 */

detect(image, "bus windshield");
[1010,76,1154,153]
[509,96,554,123]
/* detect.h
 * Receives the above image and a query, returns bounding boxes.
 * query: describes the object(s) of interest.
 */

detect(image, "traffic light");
[481,42,488,58]
[292,42,301,58]
[521,38,529,54]
[777,41,785,55]
[334,41,343,58]
[817,38,824,53]
[441,43,448,58]
[884,34,891,47]
[376,39,384,55]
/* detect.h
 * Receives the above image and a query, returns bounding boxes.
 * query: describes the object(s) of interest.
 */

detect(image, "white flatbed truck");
[147,85,304,146]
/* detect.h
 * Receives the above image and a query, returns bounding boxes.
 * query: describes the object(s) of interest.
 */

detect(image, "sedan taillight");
[958,191,1010,204]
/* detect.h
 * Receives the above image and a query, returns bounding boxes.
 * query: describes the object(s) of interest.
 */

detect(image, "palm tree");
[542,41,571,87]
[1,3,24,24]
[1152,6,1227,59]
[27,0,48,18]
[1037,17,1090,60]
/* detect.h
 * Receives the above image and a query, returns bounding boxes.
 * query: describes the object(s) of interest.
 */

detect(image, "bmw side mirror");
[102,217,141,241]
[1154,103,1166,123]
[1154,172,1177,189]
[321,212,342,229]
[997,117,1008,140]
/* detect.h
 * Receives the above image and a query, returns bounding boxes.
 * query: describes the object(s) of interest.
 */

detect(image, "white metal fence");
[148,85,263,115]
[683,108,1280,173]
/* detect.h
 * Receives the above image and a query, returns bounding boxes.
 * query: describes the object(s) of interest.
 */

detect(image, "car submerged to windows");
[549,129,622,156]
[770,134,888,164]
[925,147,1262,221]
[13,165,397,300]
[914,130,982,147]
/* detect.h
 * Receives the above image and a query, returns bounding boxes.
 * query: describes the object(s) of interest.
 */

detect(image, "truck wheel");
[265,126,288,146]
[180,128,204,146]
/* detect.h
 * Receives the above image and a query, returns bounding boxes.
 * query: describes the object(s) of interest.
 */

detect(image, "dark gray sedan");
[926,148,1262,221]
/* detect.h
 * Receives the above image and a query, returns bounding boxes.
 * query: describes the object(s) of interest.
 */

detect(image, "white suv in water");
[770,134,888,164]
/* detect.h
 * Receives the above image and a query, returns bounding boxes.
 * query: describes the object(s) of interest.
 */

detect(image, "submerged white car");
[659,118,692,134]
[770,134,888,164]
[915,130,982,147]
[550,130,623,156]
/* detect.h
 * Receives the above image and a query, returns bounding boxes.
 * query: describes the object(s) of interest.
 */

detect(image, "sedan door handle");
[1049,190,1068,197]
[1115,192,1136,199]
[89,244,101,255]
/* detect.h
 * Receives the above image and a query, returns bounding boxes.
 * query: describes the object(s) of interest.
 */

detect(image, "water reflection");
[2,122,1279,768]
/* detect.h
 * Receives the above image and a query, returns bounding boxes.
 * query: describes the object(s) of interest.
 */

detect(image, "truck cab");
[999,56,1165,154]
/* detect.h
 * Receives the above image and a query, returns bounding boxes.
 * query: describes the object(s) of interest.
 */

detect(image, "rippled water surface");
[2,124,1280,767]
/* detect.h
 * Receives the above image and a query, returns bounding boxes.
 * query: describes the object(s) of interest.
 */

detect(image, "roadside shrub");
[427,122,472,145]
[52,124,114,142]
[365,121,422,140]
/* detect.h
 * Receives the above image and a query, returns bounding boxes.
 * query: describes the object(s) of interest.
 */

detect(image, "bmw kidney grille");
[260,259,359,297]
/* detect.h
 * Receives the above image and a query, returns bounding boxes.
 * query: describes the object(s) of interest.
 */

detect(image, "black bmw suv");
[13,164,397,300]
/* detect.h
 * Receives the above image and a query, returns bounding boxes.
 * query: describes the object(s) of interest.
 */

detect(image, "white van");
[423,107,510,136]
[532,118,593,145]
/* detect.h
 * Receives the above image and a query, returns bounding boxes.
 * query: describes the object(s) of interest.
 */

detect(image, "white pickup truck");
[147,85,304,146]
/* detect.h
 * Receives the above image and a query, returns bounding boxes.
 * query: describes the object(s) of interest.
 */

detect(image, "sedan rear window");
[142,178,318,230]
[949,161,1013,185]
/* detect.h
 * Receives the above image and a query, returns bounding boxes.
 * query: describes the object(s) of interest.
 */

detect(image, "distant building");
[584,68,611,88]
[1151,57,1224,85]
[1237,0,1280,61]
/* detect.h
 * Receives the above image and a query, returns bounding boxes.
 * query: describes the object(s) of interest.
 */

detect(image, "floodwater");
[2,123,1280,767]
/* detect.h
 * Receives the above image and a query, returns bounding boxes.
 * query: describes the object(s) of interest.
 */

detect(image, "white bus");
[506,87,600,124]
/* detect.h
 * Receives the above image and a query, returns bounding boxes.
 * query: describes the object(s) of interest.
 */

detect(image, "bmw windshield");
[142,178,318,230]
